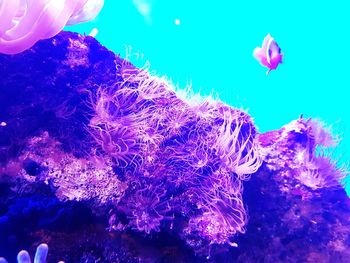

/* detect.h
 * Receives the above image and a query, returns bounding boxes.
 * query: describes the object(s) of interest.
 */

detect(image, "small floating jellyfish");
[0,0,104,55]
[253,33,283,75]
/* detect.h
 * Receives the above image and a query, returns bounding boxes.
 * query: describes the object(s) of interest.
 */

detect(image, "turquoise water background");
[67,0,349,191]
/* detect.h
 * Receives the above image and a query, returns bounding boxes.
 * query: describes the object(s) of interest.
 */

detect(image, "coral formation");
[0,31,349,262]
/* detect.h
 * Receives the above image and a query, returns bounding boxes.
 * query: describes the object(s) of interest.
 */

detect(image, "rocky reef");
[0,32,349,262]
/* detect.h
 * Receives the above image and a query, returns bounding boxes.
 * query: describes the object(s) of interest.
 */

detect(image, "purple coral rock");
[0,32,349,262]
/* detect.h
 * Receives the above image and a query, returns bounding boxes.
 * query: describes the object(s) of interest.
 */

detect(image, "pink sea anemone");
[120,183,172,234]
[215,107,262,179]
[0,0,104,54]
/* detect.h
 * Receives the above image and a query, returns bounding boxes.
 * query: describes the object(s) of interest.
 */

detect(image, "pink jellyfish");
[0,0,104,55]
[253,33,283,75]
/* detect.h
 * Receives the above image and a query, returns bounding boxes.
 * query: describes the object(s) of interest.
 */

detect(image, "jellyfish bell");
[0,0,104,55]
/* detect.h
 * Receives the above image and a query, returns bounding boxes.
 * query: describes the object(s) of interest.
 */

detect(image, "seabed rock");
[0,32,349,263]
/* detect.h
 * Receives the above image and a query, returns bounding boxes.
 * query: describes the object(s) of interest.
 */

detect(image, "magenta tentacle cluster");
[85,62,262,249]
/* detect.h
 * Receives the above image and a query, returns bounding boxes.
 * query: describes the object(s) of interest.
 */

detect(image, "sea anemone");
[297,150,348,190]
[0,0,104,54]
[120,183,172,234]
[295,118,348,189]
[215,106,262,179]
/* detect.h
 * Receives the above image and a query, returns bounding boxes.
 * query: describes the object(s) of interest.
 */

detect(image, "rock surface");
[0,32,349,262]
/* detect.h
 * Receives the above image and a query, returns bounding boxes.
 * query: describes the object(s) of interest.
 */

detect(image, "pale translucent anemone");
[0,0,104,54]
[215,108,262,179]
[67,0,104,25]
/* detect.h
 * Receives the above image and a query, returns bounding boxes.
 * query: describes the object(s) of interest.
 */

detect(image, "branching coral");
[0,0,104,54]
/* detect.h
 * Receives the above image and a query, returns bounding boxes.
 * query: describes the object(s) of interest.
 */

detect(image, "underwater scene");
[0,1,349,262]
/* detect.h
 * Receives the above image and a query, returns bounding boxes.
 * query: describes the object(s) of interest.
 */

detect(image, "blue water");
[67,0,349,191]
